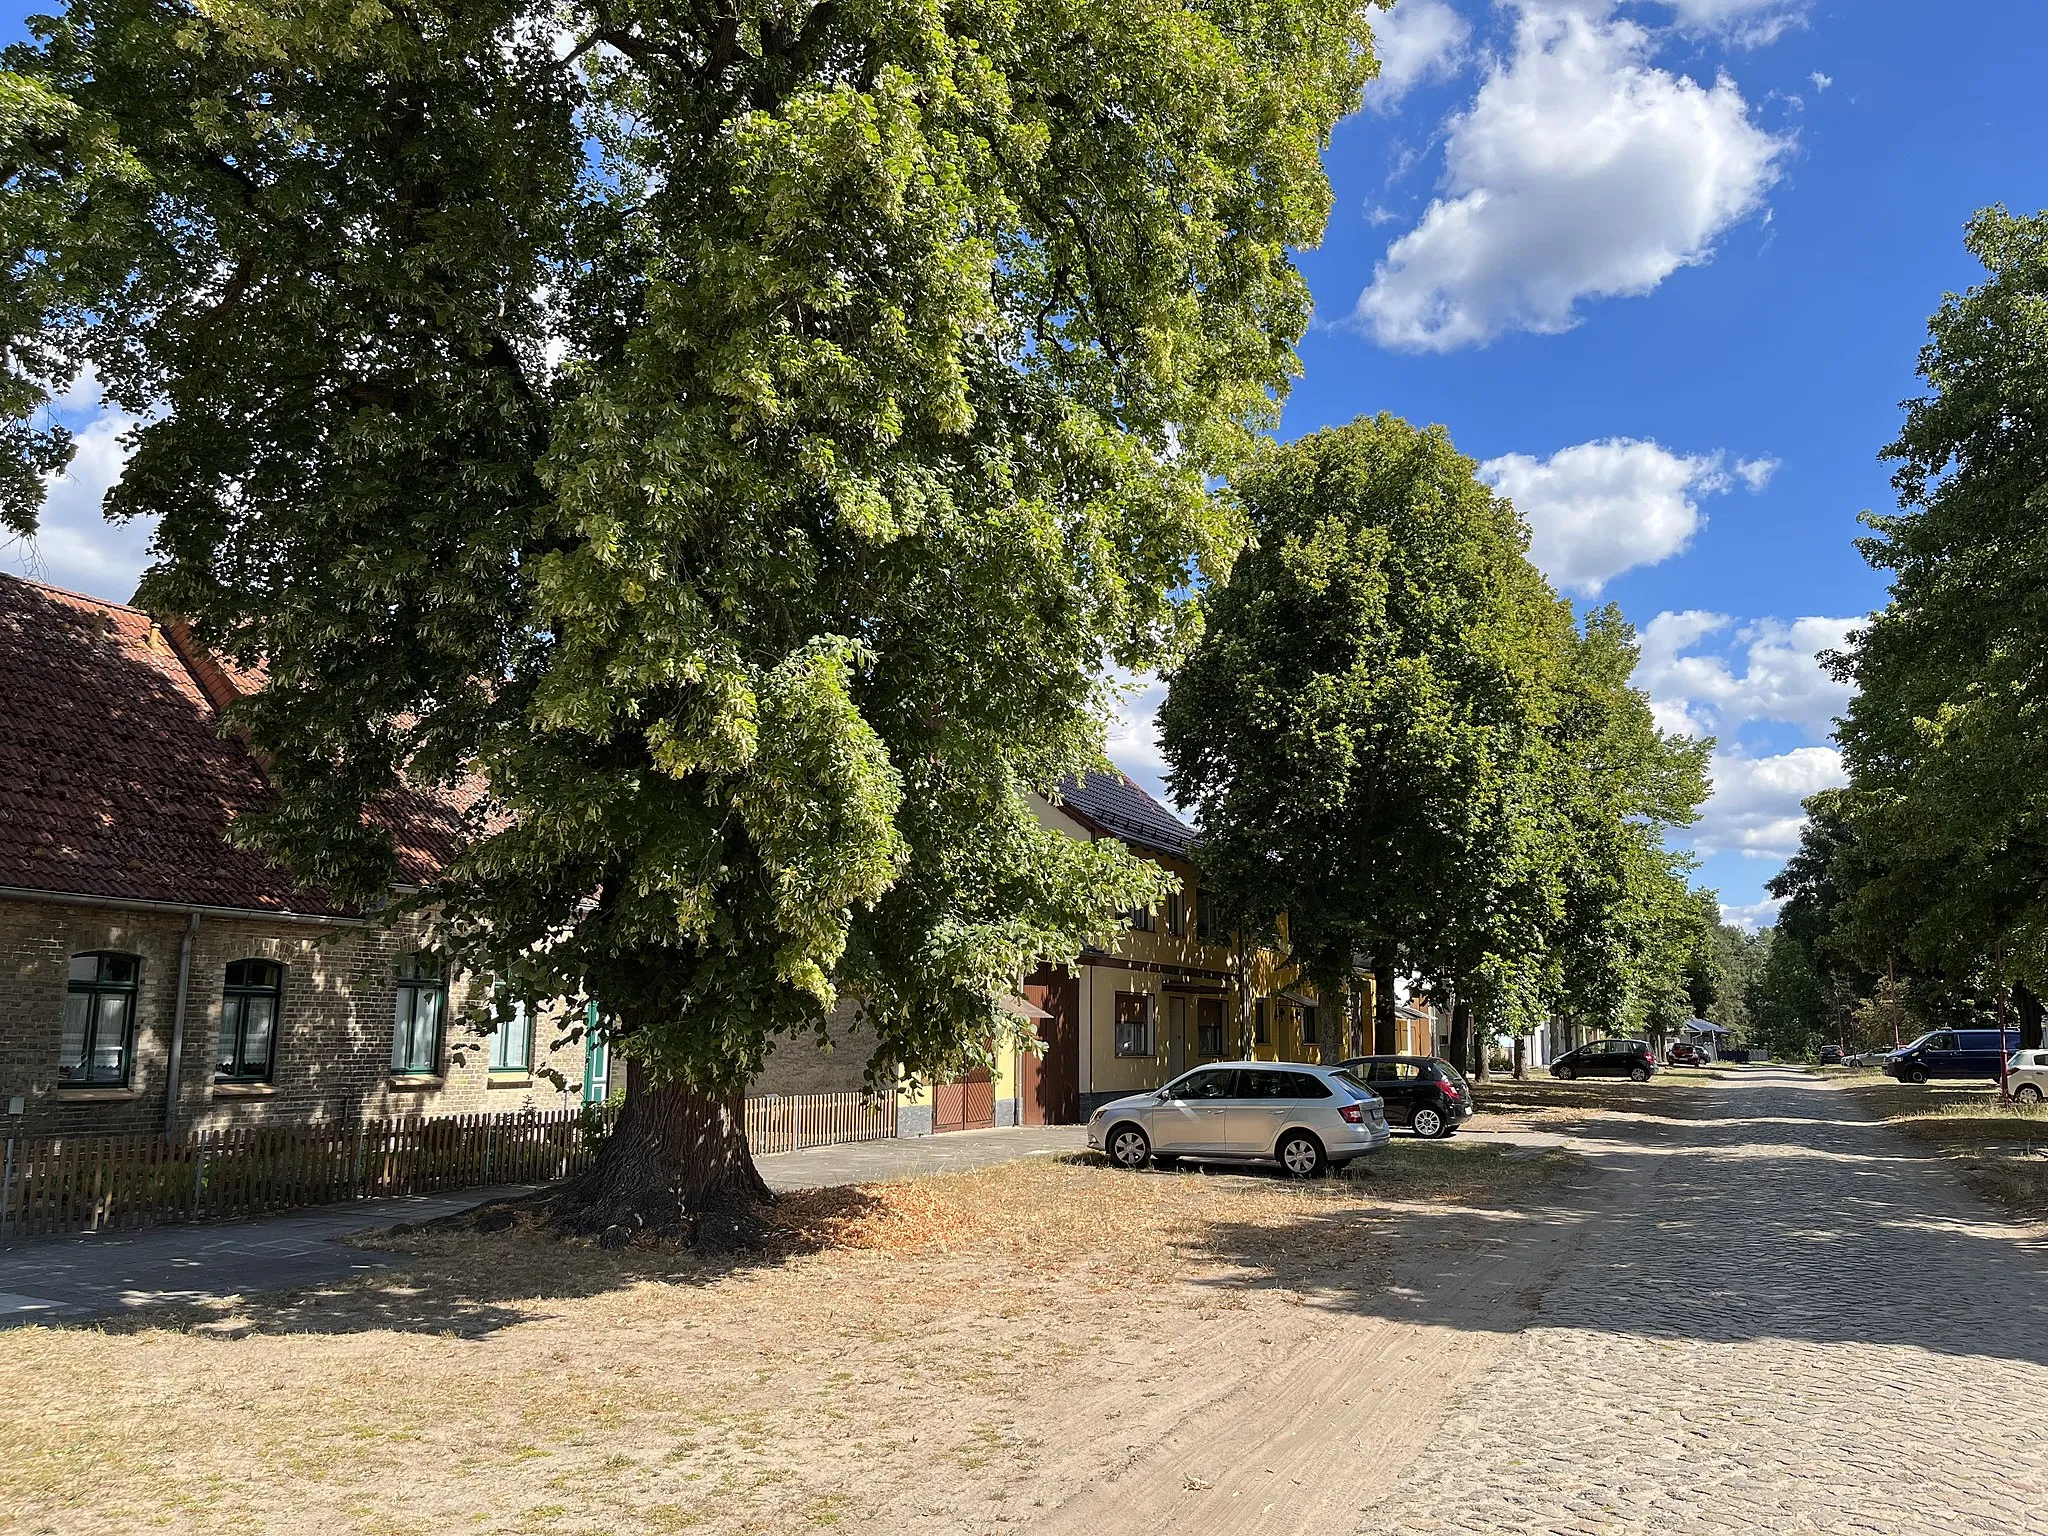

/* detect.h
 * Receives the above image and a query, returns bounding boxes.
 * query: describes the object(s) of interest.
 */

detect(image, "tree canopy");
[1158,414,1710,1055]
[4,0,1383,1220]
[1822,206,2048,1045]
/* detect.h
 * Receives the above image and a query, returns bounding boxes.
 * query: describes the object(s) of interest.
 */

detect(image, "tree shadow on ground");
[1173,1072,2048,1366]
[66,1185,909,1341]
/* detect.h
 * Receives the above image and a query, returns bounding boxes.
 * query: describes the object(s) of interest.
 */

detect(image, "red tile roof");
[0,572,468,915]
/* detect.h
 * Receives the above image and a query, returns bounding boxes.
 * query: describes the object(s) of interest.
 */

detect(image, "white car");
[2009,1048,2048,1105]
[1086,1062,1392,1177]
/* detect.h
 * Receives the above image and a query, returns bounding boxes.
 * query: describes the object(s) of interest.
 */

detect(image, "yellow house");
[1020,770,1351,1122]
[859,770,1404,1136]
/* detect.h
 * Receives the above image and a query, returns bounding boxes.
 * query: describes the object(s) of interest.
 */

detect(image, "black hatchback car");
[1337,1056,1474,1138]
[1551,1039,1658,1082]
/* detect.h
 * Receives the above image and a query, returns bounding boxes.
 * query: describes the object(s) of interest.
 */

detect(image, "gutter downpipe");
[163,910,200,1137]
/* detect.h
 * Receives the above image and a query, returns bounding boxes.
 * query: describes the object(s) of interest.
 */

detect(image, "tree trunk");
[1446,993,1469,1075]
[1512,1033,1527,1081]
[1467,1004,1489,1084]
[532,1058,771,1249]
[1373,955,1398,1054]
[2014,982,2044,1050]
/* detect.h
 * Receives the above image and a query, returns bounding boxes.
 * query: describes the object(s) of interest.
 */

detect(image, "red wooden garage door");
[933,1066,996,1133]
[1020,966,1080,1125]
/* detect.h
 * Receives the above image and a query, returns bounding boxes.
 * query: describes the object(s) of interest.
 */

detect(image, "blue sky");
[8,0,2047,926]
[1106,0,2048,927]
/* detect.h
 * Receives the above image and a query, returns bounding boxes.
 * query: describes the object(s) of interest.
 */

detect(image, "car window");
[1170,1069,1237,1101]
[1363,1060,1397,1083]
[1928,1033,1959,1051]
[1333,1069,1377,1097]
[1237,1069,1289,1099]
[1286,1072,1332,1099]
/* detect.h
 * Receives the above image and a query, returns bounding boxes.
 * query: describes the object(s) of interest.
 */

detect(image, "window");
[1127,903,1156,934]
[217,960,282,1081]
[1928,1033,1959,1051]
[1168,1068,1237,1101]
[489,1000,533,1073]
[1254,999,1270,1046]
[1285,1071,1332,1099]
[1238,1069,1289,1099]
[1164,888,1185,937]
[1194,888,1214,942]
[1114,992,1153,1057]
[1301,1005,1319,1047]
[1196,997,1225,1057]
[60,952,139,1087]
[391,953,445,1075]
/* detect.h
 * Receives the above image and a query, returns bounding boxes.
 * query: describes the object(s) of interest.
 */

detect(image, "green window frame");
[391,953,445,1075]
[217,959,282,1081]
[489,1000,534,1073]
[61,952,140,1087]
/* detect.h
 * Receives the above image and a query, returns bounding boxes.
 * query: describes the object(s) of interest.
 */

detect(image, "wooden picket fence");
[745,1090,897,1156]
[0,1107,606,1240]
[0,1091,899,1240]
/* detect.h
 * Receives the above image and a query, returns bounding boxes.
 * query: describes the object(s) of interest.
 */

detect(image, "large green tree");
[1158,415,1707,1073]
[1833,205,2048,1048]
[4,0,1380,1236]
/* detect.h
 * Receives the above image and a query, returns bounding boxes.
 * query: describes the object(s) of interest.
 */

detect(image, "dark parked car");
[1336,1056,1474,1138]
[1667,1041,1709,1067]
[1551,1039,1658,1082]
[1818,1043,1845,1066]
[1883,1028,2022,1084]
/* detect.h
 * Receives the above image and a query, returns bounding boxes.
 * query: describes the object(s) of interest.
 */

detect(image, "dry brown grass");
[0,1145,1566,1536]
[1837,1076,2048,1221]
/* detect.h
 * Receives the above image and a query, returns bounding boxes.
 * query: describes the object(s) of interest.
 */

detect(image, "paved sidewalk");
[759,1123,1084,1190]
[0,1186,531,1325]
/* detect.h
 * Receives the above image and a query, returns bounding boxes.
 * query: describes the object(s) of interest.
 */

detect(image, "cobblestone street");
[1379,1067,2048,1534]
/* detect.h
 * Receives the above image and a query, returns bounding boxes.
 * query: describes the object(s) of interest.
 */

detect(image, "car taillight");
[1340,1102,1366,1124]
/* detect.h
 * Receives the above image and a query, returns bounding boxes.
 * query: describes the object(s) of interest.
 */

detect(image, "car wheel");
[1106,1124,1151,1169]
[1277,1130,1327,1179]
[1411,1107,1447,1139]
[2016,1084,2043,1105]
[1904,1066,1928,1085]
[1555,1064,1576,1081]
[1630,1065,1651,1083]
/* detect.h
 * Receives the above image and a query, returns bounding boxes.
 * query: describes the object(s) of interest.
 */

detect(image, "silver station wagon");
[1086,1062,1391,1177]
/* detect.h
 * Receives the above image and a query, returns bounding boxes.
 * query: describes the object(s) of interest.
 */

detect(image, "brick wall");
[747,998,883,1098]
[1,897,598,1138]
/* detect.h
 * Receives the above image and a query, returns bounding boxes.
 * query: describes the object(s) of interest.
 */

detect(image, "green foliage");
[1835,206,2048,997]
[1744,926,1833,1059]
[1158,414,1710,1042]
[5,0,1381,1092]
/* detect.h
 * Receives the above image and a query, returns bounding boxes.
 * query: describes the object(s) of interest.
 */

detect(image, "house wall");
[1,897,600,1138]
[748,999,882,1098]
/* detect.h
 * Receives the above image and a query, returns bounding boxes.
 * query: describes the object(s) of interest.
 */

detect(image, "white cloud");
[1661,0,1809,47]
[1368,0,1472,107]
[1103,670,1187,817]
[1809,70,1832,91]
[1721,895,1784,931]
[1690,745,1845,857]
[1,402,154,603]
[1481,437,1769,597]
[1733,454,1778,492]
[1636,610,1856,738]
[1355,4,1790,351]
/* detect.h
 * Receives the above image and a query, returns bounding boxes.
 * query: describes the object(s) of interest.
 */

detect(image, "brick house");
[0,573,609,1141]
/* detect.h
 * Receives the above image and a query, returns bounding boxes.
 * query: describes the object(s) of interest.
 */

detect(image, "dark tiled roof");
[0,573,467,914]
[1055,768,1195,860]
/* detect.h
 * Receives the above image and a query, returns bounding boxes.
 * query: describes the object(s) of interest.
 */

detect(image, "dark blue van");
[1882,1028,2021,1084]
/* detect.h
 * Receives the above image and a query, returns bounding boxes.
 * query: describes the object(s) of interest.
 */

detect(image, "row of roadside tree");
[1747,207,2048,1062]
